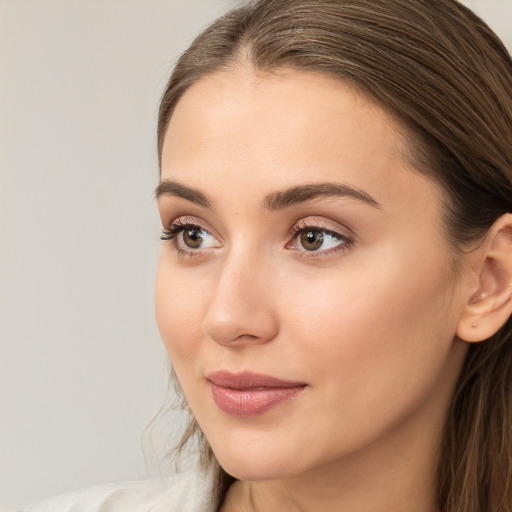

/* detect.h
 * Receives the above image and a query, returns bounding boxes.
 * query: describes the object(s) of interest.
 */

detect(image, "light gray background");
[1,0,511,509]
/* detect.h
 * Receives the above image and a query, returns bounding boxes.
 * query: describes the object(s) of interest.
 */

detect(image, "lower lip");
[210,383,306,417]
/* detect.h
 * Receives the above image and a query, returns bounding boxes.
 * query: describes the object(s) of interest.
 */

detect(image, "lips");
[207,371,307,417]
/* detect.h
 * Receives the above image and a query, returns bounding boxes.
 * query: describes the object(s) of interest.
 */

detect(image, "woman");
[19,0,512,511]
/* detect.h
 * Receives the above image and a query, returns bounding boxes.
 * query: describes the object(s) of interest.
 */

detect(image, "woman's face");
[155,67,469,481]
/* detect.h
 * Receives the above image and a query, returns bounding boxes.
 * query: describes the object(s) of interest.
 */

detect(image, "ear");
[457,213,512,343]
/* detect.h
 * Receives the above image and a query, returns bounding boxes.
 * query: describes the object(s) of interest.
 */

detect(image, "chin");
[211,440,308,482]
[218,458,296,482]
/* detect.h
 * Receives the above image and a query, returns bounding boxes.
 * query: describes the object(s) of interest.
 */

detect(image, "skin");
[155,66,472,512]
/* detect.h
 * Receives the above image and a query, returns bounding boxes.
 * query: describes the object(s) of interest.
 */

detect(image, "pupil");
[301,230,324,250]
[184,228,203,248]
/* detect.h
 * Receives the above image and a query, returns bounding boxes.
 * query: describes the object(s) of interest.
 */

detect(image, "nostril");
[202,302,279,347]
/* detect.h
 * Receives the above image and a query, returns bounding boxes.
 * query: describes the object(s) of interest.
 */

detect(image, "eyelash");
[160,218,189,241]
[160,218,353,258]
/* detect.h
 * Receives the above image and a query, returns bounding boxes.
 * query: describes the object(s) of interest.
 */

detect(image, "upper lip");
[207,370,306,390]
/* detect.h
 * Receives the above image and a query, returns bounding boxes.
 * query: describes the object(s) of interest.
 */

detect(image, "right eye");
[161,220,221,254]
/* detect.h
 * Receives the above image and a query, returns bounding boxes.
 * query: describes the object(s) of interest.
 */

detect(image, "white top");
[12,469,216,512]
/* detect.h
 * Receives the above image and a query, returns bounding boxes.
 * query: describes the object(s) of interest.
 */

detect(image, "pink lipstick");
[207,371,307,417]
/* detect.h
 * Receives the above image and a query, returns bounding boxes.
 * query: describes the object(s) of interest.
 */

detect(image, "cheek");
[280,242,459,408]
[155,257,206,365]
[285,244,454,336]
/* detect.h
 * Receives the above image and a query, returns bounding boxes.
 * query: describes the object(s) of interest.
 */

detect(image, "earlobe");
[457,214,512,343]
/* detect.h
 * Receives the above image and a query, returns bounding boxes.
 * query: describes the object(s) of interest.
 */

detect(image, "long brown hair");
[157,1,512,509]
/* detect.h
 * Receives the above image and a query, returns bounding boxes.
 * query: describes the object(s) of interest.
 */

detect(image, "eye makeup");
[160,214,354,261]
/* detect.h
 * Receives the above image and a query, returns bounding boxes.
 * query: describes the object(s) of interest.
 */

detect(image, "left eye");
[289,228,347,252]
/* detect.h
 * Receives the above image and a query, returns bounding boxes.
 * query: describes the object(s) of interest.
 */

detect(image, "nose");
[202,250,279,347]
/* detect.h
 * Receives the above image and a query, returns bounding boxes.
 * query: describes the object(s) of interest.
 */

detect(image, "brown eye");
[182,227,205,249]
[300,230,325,251]
[161,220,221,254]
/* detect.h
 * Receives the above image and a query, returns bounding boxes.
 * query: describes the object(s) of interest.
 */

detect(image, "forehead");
[164,66,404,146]
[160,66,441,219]
[163,67,406,172]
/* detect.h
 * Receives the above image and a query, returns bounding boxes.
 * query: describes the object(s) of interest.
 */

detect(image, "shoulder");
[14,469,215,512]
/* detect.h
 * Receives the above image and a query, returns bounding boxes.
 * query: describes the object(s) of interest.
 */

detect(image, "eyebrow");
[262,182,381,210]
[155,179,211,208]
[155,179,381,210]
